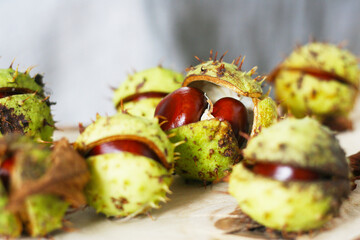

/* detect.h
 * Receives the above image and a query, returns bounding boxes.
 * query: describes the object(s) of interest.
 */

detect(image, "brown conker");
[155,87,251,147]
[0,87,34,98]
[86,139,161,163]
[154,87,208,131]
[212,97,248,145]
[245,162,332,182]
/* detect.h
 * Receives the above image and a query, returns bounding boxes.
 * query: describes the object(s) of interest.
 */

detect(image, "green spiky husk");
[113,67,183,103]
[85,152,172,217]
[75,113,174,217]
[171,57,278,182]
[244,117,349,177]
[281,43,359,85]
[122,98,163,119]
[273,42,360,122]
[252,96,278,135]
[229,118,350,232]
[75,113,174,167]
[0,68,44,94]
[185,61,262,97]
[169,119,241,182]
[184,58,278,136]
[275,71,357,120]
[0,94,54,141]
[113,67,183,116]
[229,163,348,232]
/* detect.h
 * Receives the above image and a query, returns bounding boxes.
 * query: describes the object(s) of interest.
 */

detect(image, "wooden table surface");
[52,97,360,240]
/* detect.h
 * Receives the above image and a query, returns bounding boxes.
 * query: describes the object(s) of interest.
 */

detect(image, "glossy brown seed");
[154,87,208,131]
[212,97,248,145]
[118,92,169,107]
[0,87,34,98]
[87,139,160,163]
[246,162,331,181]
[288,67,356,89]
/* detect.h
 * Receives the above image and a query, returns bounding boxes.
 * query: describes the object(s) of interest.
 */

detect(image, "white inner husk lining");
[188,81,254,138]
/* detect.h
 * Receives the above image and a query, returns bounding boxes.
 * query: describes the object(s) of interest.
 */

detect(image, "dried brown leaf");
[6,138,90,212]
[214,208,305,240]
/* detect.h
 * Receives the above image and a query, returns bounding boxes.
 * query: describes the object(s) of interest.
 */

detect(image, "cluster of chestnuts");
[154,53,278,182]
[0,42,359,238]
[112,66,184,119]
[0,65,89,237]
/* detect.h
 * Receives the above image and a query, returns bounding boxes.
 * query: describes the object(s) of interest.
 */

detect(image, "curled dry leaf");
[6,138,90,212]
[214,208,307,240]
[214,208,264,234]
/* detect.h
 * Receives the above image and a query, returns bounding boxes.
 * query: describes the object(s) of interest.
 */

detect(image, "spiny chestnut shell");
[0,67,55,141]
[269,42,360,125]
[165,57,278,182]
[229,118,350,232]
[0,68,45,94]
[87,139,160,162]
[0,94,54,142]
[113,66,183,118]
[170,119,241,182]
[74,113,174,217]
[75,113,174,169]
[154,87,208,131]
[185,59,278,136]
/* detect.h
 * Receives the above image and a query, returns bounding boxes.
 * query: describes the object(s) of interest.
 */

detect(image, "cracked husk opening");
[186,80,256,141]
[79,134,172,170]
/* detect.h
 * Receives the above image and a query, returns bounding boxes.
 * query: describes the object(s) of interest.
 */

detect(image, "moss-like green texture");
[274,42,360,121]
[169,119,240,182]
[86,152,172,217]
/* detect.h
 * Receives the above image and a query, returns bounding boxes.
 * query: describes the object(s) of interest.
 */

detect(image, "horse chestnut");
[268,42,360,131]
[0,65,55,141]
[155,52,278,182]
[212,97,248,145]
[245,162,330,181]
[0,87,33,98]
[155,87,208,131]
[113,66,183,119]
[86,139,160,163]
[74,113,175,217]
[229,117,350,232]
[155,88,248,144]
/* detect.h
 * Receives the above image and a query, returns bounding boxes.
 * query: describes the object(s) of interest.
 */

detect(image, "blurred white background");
[0,0,359,127]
